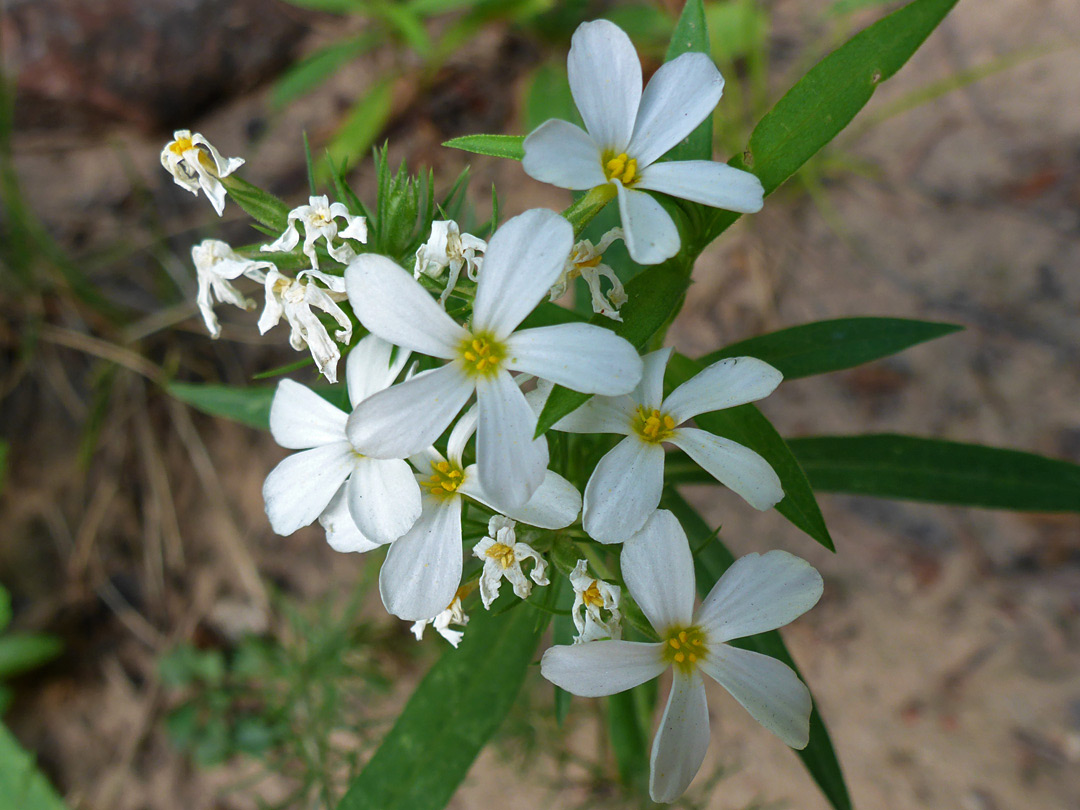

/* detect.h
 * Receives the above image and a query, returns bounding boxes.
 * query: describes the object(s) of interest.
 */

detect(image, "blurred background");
[1,0,1078,808]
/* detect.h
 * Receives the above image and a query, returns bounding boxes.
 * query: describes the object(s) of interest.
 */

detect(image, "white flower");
[414,220,486,307]
[344,208,643,511]
[522,20,764,265]
[541,510,823,803]
[379,407,581,621]
[160,129,244,216]
[262,334,421,549]
[190,239,274,338]
[472,516,549,608]
[411,587,470,648]
[550,346,783,542]
[258,268,353,384]
[569,559,621,643]
[262,195,368,270]
[549,228,628,321]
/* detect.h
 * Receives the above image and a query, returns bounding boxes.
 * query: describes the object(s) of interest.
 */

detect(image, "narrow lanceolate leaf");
[336,596,549,810]
[0,722,71,810]
[662,490,852,810]
[0,635,63,680]
[442,134,525,161]
[221,175,291,234]
[667,353,834,551]
[664,0,712,162]
[167,383,348,431]
[704,0,960,244]
[699,317,964,379]
[789,434,1080,513]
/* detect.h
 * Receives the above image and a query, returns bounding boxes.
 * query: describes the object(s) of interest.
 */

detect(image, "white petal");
[522,119,606,190]
[262,443,355,535]
[446,404,479,465]
[347,365,474,459]
[664,357,782,423]
[269,379,347,450]
[695,551,823,643]
[344,253,466,358]
[379,496,463,621]
[649,670,710,803]
[636,160,764,213]
[506,324,642,396]
[540,640,665,697]
[319,486,382,553]
[348,457,423,544]
[346,334,409,407]
[472,210,573,338]
[668,428,782,511]
[615,183,680,266]
[567,19,641,152]
[475,372,549,510]
[620,509,696,632]
[629,53,724,168]
[582,437,664,543]
[552,394,636,435]
[461,466,581,530]
[699,644,812,749]
[261,221,300,254]
[634,346,673,410]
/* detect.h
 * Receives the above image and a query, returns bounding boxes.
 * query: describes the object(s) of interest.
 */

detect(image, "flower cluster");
[165,19,825,804]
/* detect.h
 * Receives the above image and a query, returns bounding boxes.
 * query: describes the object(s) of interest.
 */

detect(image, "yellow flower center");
[458,332,506,378]
[603,152,638,185]
[632,407,677,444]
[169,136,194,156]
[423,459,464,498]
[485,542,516,569]
[582,580,604,608]
[662,625,709,674]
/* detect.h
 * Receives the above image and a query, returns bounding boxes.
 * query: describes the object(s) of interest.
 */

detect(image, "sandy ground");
[3,0,1079,808]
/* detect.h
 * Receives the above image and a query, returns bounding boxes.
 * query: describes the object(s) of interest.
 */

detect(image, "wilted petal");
[269,379,347,450]
[379,496,463,621]
[649,670,710,803]
[567,19,641,152]
[522,119,606,190]
[540,640,665,697]
[582,437,664,543]
[620,509,696,632]
[262,442,354,536]
[668,428,782,511]
[506,323,642,396]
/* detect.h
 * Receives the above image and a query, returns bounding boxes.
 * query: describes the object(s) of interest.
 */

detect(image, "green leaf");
[0,587,10,633]
[666,353,834,550]
[663,0,712,162]
[167,382,348,431]
[0,722,70,810]
[322,77,396,180]
[523,62,581,133]
[789,434,1080,512]
[270,36,376,109]
[0,635,62,681]
[442,134,525,161]
[607,688,651,791]
[662,490,852,810]
[707,0,771,62]
[221,175,291,234]
[699,317,963,379]
[704,0,960,244]
[336,595,549,810]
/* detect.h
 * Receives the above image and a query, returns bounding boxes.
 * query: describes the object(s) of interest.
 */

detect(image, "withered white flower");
[160,129,244,216]
[414,220,486,307]
[344,208,643,511]
[523,20,764,265]
[569,559,622,643]
[262,335,421,549]
[262,195,368,270]
[258,268,353,384]
[190,239,274,339]
[411,587,470,648]
[549,346,783,542]
[549,228,628,321]
[472,516,549,609]
[542,510,823,803]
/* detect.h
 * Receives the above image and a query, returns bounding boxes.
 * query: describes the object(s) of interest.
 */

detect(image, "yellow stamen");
[662,625,708,674]
[632,407,677,444]
[170,136,194,156]
[423,459,465,498]
[457,332,506,378]
[582,581,605,608]
[485,542,516,569]
[603,152,638,185]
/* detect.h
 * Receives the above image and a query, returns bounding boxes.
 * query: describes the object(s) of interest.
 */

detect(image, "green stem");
[561,184,616,238]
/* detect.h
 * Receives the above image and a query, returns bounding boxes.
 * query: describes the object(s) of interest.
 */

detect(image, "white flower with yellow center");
[569,559,622,643]
[522,20,764,265]
[262,195,368,270]
[160,129,244,217]
[550,346,783,542]
[344,208,643,511]
[379,406,581,621]
[262,335,421,549]
[472,516,549,609]
[410,586,470,648]
[542,510,823,803]
[190,239,274,339]
[549,228,628,322]
[258,268,353,384]
[414,219,487,307]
